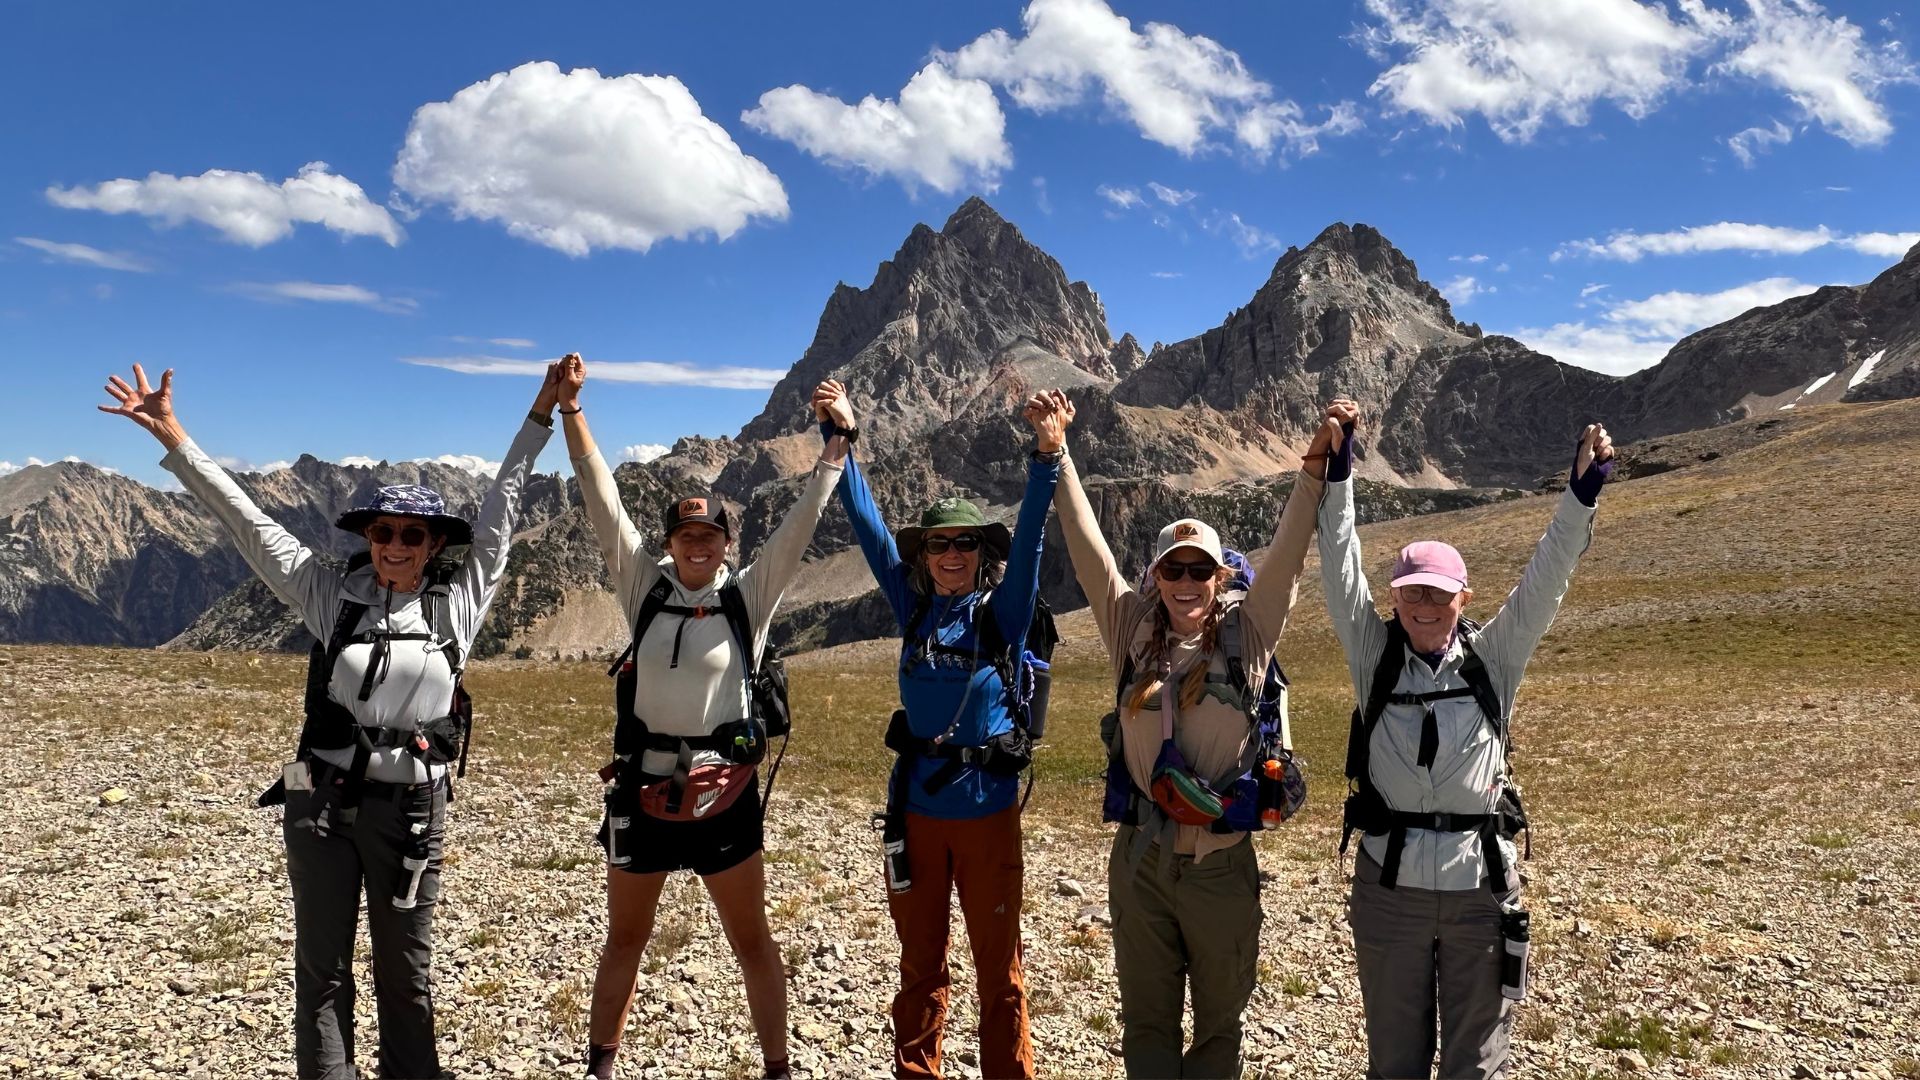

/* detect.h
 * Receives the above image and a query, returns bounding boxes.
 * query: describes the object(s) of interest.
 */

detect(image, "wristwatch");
[831,423,860,444]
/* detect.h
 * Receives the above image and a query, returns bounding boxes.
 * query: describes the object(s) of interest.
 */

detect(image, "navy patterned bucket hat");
[334,485,474,546]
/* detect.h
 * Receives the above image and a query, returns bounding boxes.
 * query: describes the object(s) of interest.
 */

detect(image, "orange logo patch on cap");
[1174,523,1201,541]
[679,498,708,517]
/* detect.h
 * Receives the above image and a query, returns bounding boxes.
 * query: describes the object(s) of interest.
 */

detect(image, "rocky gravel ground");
[2,646,1917,1079]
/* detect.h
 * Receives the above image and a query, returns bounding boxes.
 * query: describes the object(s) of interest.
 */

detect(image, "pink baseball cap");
[1390,540,1467,593]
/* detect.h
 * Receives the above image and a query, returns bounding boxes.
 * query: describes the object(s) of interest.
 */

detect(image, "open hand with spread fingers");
[99,363,188,450]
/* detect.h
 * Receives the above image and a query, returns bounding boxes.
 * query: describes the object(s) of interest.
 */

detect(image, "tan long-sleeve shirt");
[1054,455,1324,863]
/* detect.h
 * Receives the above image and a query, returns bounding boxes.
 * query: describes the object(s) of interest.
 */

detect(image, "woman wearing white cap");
[1317,400,1614,1080]
[99,361,559,1080]
[1037,389,1341,1078]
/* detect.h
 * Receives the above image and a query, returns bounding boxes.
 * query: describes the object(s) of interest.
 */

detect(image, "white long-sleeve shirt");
[574,447,841,776]
[1319,477,1596,891]
[162,417,553,783]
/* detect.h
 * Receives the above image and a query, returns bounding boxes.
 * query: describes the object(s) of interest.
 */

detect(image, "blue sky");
[4,0,1916,488]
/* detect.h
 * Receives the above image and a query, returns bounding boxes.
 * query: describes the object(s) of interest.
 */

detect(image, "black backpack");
[258,551,472,807]
[606,573,791,804]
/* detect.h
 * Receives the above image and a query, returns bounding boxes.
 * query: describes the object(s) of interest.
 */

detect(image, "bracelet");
[558,404,582,415]
[1031,446,1065,464]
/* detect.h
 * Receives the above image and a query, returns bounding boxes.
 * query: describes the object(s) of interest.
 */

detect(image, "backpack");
[258,550,472,812]
[1099,546,1306,833]
[1339,615,1528,893]
[605,572,791,809]
[885,589,1058,801]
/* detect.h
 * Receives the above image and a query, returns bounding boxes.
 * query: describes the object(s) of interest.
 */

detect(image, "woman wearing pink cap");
[1317,400,1614,1080]
[1038,388,1340,1078]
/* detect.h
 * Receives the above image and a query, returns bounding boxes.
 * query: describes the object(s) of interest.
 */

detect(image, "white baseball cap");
[1151,518,1224,568]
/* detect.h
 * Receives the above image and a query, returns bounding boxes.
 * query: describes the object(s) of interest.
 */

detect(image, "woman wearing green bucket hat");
[1043,388,1343,1079]
[817,378,1059,1080]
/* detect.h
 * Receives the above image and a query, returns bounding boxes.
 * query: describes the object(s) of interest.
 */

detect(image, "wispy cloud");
[229,281,419,314]
[1200,210,1282,259]
[214,455,293,474]
[1449,253,1489,264]
[1512,275,1821,374]
[14,237,153,272]
[1579,282,1609,298]
[404,354,784,390]
[1148,182,1197,206]
[1727,119,1793,166]
[1552,221,1920,262]
[47,161,401,247]
[1441,275,1493,304]
[1097,184,1144,210]
[1149,270,1184,279]
[453,336,538,349]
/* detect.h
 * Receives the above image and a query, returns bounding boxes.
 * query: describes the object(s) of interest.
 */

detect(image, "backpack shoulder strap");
[1213,594,1251,703]
[1455,621,1510,753]
[607,575,675,676]
[1348,617,1408,781]
[717,579,757,678]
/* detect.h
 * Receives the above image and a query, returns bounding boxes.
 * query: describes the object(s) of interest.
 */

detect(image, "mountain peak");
[942,195,1007,236]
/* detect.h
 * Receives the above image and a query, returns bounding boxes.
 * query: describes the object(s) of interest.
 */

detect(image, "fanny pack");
[1146,687,1229,826]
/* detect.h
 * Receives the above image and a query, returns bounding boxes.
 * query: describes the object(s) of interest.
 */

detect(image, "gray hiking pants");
[283,779,447,1080]
[1348,850,1518,1080]
[1108,827,1262,1079]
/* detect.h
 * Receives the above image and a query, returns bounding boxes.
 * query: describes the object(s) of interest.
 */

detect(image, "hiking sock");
[586,1043,619,1079]
[762,1058,791,1080]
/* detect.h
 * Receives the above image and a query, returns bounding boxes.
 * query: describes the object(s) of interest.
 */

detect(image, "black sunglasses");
[1155,559,1218,582]
[366,523,432,548]
[923,533,983,555]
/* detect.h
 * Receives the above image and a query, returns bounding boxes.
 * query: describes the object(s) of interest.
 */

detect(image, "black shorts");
[598,772,765,877]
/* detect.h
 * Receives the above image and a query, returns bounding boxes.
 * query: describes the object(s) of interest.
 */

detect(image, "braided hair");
[1124,564,1236,712]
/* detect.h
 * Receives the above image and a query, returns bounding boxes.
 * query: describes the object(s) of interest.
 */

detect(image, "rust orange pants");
[886,803,1033,1080]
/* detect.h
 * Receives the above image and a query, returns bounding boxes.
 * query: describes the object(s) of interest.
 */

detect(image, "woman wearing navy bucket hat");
[98,361,560,1080]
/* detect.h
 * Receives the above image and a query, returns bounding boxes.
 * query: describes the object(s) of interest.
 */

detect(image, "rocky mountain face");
[17,202,1920,656]
[0,453,568,648]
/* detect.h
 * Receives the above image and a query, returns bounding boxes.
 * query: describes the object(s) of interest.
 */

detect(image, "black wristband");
[1031,446,1065,464]
[557,404,582,415]
[831,423,859,443]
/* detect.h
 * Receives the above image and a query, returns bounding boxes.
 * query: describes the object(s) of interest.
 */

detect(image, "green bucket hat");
[894,496,1012,561]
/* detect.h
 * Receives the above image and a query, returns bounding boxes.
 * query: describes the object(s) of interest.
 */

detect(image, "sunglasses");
[366,523,432,548]
[923,533,983,555]
[1395,584,1459,605]
[1155,559,1218,582]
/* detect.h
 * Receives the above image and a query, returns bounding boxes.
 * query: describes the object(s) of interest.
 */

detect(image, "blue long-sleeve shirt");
[836,450,1061,819]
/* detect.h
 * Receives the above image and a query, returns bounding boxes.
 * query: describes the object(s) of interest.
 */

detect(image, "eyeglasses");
[366,523,432,547]
[1395,584,1459,605]
[923,533,983,555]
[1155,560,1218,582]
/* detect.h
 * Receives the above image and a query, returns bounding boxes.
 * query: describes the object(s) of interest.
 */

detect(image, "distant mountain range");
[4,197,1914,654]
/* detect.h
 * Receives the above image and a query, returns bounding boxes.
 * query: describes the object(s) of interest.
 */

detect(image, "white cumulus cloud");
[943,0,1358,159]
[393,61,788,257]
[403,354,783,391]
[1441,275,1494,304]
[621,444,671,464]
[229,281,418,314]
[14,237,152,272]
[46,161,402,247]
[1841,231,1920,258]
[1358,0,1710,142]
[1359,0,1913,147]
[1715,0,1915,147]
[743,62,1011,194]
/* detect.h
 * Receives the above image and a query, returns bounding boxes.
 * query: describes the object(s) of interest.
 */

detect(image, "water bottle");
[1024,656,1051,740]
[606,814,632,868]
[1259,759,1284,830]
[393,821,430,910]
[1499,904,1530,1001]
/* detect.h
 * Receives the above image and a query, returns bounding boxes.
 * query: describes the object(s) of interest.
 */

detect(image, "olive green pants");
[1107,828,1262,1079]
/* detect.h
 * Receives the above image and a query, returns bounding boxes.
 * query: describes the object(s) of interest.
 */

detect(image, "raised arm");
[987,397,1065,646]
[449,363,560,643]
[1240,415,1333,650]
[1033,391,1128,653]
[557,354,660,614]
[730,382,855,639]
[1473,424,1614,697]
[827,382,913,628]
[102,364,340,638]
[1314,400,1390,696]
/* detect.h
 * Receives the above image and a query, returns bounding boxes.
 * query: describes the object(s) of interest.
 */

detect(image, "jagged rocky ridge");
[9,198,1918,654]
